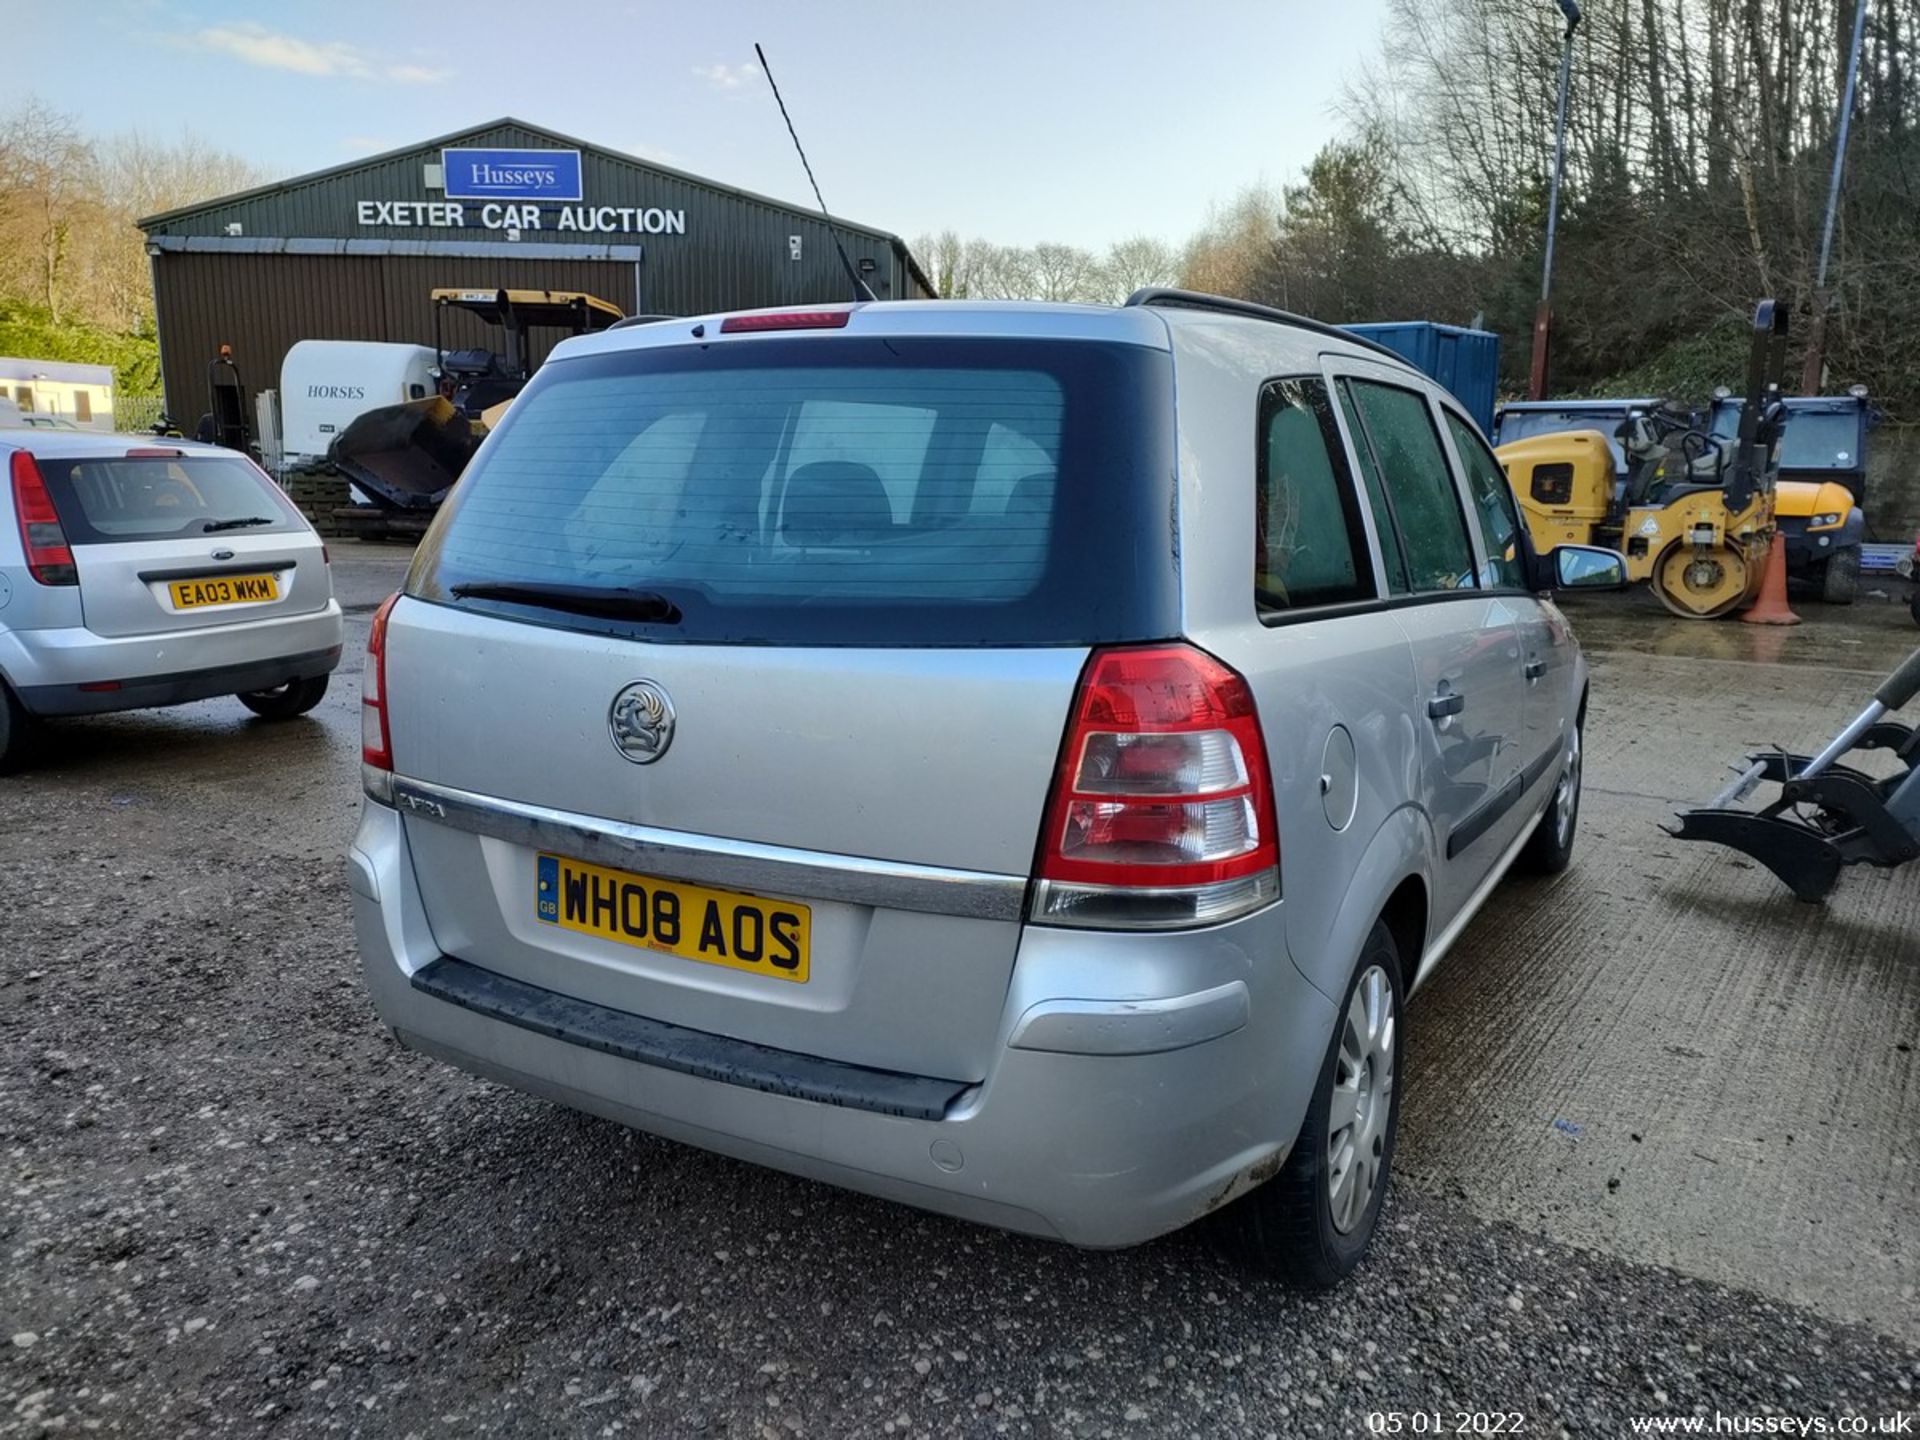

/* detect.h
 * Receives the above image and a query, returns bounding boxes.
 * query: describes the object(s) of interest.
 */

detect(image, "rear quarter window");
[1256,377,1374,615]
[411,336,1179,646]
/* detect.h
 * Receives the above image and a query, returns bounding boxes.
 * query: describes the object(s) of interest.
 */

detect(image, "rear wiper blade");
[203,516,275,532]
[449,581,684,624]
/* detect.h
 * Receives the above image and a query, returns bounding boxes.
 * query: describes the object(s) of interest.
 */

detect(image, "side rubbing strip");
[1447,740,1566,861]
[411,956,971,1121]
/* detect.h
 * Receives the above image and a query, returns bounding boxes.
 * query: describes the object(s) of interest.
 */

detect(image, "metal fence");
[114,395,169,434]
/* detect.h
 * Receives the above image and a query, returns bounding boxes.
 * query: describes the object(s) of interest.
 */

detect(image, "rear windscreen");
[410,336,1178,645]
[37,453,305,544]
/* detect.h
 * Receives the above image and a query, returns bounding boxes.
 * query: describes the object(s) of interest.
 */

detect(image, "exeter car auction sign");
[442,148,583,202]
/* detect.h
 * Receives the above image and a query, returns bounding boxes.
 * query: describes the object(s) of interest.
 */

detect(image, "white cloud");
[191,23,448,83]
[693,61,761,91]
[386,62,452,85]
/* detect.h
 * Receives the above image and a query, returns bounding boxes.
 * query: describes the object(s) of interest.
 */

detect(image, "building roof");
[0,356,115,387]
[136,116,933,295]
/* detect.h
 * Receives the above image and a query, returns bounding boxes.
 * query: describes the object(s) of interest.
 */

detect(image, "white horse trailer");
[278,340,437,470]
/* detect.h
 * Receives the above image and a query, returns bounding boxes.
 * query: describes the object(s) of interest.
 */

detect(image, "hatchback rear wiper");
[449,581,684,624]
[203,516,275,532]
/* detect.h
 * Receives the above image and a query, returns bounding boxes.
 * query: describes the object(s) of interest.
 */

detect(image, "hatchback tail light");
[361,592,400,800]
[1033,644,1280,930]
[9,451,77,586]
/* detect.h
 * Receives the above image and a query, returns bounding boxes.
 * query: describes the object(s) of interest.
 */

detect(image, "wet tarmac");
[1404,586,1920,1337]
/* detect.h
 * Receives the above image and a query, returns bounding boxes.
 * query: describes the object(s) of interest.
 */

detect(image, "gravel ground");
[3,552,1918,1437]
[2,882,1915,1440]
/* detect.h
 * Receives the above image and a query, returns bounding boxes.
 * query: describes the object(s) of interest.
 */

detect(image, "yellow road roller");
[1495,300,1789,620]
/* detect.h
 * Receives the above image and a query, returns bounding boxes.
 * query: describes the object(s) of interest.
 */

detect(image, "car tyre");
[1910,586,1920,628]
[0,680,40,774]
[237,673,329,719]
[1517,715,1581,876]
[1819,546,1860,606]
[1230,920,1404,1288]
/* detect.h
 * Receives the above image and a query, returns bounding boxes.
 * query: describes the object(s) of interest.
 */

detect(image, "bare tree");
[1098,235,1180,302]
[1178,184,1281,298]
[0,101,262,335]
[0,100,96,323]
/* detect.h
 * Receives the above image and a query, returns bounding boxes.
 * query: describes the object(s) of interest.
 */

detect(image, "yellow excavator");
[1495,300,1790,619]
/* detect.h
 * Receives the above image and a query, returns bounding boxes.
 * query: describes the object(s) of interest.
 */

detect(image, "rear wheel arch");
[0,675,40,774]
[1292,804,1434,1004]
[1376,874,1427,994]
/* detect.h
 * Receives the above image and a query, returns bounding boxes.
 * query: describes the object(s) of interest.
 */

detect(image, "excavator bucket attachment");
[328,395,484,511]
[1667,647,1920,900]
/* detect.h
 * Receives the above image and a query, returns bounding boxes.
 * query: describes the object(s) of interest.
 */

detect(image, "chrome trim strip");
[388,774,1029,922]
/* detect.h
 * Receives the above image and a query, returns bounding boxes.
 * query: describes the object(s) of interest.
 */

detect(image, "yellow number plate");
[535,852,811,982]
[169,573,279,609]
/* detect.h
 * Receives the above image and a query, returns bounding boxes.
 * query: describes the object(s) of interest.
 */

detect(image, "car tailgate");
[383,598,1084,1083]
[70,529,332,638]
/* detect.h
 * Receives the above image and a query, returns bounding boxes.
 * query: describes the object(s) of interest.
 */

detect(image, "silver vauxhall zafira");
[349,290,1608,1285]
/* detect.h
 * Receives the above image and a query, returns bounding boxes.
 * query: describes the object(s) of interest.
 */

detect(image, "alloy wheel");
[1326,964,1396,1234]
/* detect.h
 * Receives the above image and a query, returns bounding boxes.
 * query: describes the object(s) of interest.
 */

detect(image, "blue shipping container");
[1342,321,1501,436]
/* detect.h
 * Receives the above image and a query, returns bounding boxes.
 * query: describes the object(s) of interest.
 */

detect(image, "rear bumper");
[348,801,1336,1248]
[19,644,341,716]
[2,603,344,715]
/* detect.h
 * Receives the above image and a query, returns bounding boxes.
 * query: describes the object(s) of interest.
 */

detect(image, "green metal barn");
[138,118,934,425]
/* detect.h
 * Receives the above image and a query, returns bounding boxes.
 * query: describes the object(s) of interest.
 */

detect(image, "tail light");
[361,592,400,800]
[9,451,77,586]
[1034,644,1280,930]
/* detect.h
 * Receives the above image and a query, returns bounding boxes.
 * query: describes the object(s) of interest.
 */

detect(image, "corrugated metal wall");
[152,253,641,425]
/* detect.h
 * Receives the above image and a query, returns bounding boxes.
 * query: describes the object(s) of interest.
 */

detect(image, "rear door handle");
[1427,691,1466,719]
[1525,659,1546,681]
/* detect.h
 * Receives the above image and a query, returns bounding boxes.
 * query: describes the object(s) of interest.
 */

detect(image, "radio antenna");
[754,42,877,303]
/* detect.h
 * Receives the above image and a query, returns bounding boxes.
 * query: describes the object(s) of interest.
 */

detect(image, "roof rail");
[1122,288,1407,367]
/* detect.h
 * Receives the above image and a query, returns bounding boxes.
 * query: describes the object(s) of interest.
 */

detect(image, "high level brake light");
[361,592,400,801]
[9,451,77,586]
[1033,644,1280,930]
[719,310,853,333]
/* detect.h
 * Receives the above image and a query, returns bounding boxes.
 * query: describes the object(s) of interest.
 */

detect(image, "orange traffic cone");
[1741,532,1801,626]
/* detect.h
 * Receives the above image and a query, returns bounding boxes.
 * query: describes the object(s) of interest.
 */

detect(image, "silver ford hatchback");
[0,431,344,770]
[350,292,1610,1284]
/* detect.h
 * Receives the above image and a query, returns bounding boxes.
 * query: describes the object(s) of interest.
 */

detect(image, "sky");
[9,0,1388,253]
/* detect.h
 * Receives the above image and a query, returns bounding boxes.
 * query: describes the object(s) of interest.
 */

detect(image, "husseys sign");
[352,146,687,234]
[442,147,583,201]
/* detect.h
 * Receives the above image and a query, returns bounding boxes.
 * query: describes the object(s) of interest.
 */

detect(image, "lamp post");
[1800,0,1870,395]
[1528,0,1582,401]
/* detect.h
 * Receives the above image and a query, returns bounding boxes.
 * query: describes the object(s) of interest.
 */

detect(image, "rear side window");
[34,453,305,543]
[1339,380,1477,594]
[1256,377,1373,613]
[414,337,1179,647]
